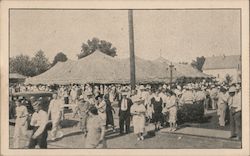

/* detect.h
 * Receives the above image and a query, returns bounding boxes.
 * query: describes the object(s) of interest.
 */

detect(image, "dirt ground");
[9,109,241,149]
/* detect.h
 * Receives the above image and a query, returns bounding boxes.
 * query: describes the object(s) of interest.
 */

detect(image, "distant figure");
[63,88,69,105]
[85,106,106,148]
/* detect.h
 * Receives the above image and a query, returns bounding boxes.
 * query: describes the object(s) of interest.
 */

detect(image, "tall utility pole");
[167,62,175,90]
[128,10,136,90]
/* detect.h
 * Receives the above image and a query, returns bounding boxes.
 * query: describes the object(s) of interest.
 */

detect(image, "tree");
[191,56,205,72]
[51,52,68,66]
[9,54,36,76]
[31,50,51,75]
[224,74,233,85]
[10,50,51,77]
[77,37,117,59]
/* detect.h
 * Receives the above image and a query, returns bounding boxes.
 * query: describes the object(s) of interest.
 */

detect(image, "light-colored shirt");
[210,88,218,99]
[16,105,28,118]
[166,95,177,108]
[96,100,107,121]
[194,91,206,101]
[70,89,78,100]
[86,115,105,147]
[15,105,28,124]
[109,93,115,103]
[130,104,146,116]
[48,98,64,119]
[180,90,194,104]
[159,92,167,103]
[30,110,48,137]
[228,92,241,112]
[121,98,128,111]
[217,92,229,106]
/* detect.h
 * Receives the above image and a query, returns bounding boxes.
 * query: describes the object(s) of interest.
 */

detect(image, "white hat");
[229,86,236,93]
[121,91,129,96]
[132,96,144,103]
[174,89,182,96]
[146,84,151,89]
[85,91,93,96]
[236,85,241,90]
[139,85,145,90]
[163,84,167,89]
[79,95,84,99]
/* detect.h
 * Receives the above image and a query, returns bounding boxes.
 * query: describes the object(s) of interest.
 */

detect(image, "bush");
[177,102,204,124]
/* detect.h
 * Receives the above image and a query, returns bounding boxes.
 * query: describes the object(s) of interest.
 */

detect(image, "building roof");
[202,55,241,70]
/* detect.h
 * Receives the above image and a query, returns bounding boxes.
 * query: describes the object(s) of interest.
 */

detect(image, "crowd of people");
[10,80,242,149]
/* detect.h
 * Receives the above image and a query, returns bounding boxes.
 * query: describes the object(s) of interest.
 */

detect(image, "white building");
[202,55,241,83]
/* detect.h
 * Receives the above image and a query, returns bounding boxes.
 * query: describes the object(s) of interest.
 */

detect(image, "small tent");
[10,73,26,83]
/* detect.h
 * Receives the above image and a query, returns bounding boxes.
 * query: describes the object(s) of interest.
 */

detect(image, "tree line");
[10,50,68,77]
[10,37,117,77]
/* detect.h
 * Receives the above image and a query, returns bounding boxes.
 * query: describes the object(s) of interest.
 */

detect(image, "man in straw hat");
[228,85,241,140]
[118,90,133,135]
[28,99,49,149]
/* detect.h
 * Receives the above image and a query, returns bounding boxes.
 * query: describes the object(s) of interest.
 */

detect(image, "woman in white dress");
[13,99,29,148]
[130,96,146,141]
[166,90,178,131]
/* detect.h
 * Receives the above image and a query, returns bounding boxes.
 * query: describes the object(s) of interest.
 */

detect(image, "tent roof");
[25,51,211,85]
[10,73,26,79]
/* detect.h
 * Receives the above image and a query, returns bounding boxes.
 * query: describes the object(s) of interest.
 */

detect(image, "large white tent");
[25,51,210,85]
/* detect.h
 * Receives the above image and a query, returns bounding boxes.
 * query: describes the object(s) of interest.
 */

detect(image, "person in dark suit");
[118,91,133,135]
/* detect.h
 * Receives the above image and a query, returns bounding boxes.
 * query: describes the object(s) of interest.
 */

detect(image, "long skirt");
[152,112,163,124]
[133,115,145,134]
[168,107,177,123]
[106,110,114,126]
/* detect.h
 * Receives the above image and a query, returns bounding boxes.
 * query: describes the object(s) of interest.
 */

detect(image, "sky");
[10,9,241,63]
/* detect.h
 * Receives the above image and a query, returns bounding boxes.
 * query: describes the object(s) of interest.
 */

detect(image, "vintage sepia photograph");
[1,0,249,156]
